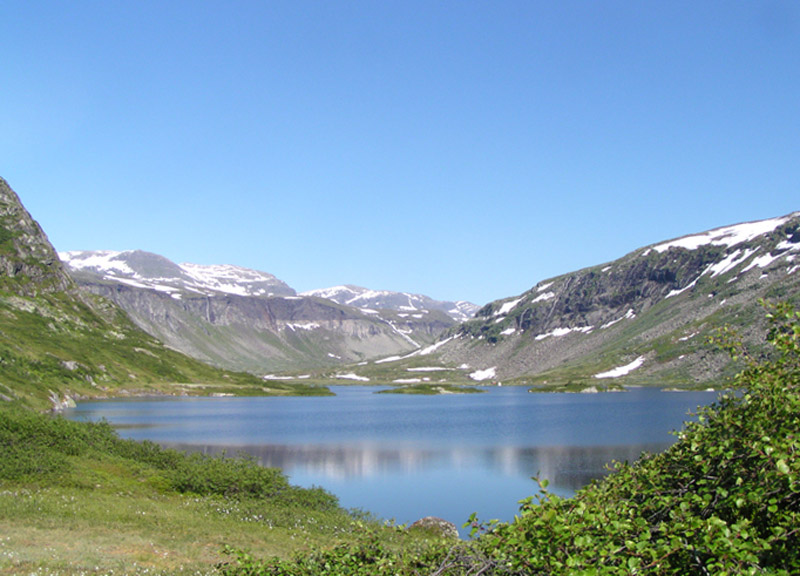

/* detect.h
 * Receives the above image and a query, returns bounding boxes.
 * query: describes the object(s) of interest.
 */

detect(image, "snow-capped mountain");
[424,212,800,388]
[59,250,459,372]
[59,250,296,298]
[301,285,479,322]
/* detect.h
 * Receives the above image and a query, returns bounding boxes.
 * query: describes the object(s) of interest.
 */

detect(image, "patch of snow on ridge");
[179,263,279,297]
[594,357,645,379]
[501,327,517,336]
[494,298,523,317]
[531,291,555,304]
[666,277,699,299]
[285,322,320,331]
[415,336,455,356]
[651,215,792,253]
[742,251,788,274]
[601,309,636,329]
[470,366,497,381]
[705,249,757,277]
[59,250,136,276]
[534,326,593,341]
[536,282,554,292]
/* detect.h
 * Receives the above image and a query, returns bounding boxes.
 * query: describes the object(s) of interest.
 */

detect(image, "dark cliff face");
[0,178,74,296]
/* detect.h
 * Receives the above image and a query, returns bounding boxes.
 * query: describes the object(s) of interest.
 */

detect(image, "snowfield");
[594,356,645,379]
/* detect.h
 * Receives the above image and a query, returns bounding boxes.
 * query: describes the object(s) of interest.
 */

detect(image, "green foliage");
[0,403,338,512]
[218,523,458,576]
[219,301,800,575]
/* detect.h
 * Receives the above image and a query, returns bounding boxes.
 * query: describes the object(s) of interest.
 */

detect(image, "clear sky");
[2,1,798,305]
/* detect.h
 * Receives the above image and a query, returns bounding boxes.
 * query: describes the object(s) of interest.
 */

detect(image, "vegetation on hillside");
[220,301,800,575]
[0,289,330,410]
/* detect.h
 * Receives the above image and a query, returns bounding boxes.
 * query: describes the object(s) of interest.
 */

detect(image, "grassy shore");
[0,403,373,575]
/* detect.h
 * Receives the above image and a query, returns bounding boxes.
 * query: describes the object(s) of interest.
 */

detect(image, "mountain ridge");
[323,211,800,389]
[60,250,462,373]
[434,211,800,386]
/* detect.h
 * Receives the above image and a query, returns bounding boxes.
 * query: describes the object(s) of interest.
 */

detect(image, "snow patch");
[407,367,449,372]
[705,249,757,277]
[494,298,523,317]
[594,356,645,379]
[536,282,554,292]
[652,216,792,253]
[500,327,517,336]
[665,277,699,298]
[601,309,636,329]
[285,322,320,331]
[469,366,497,381]
[334,373,370,382]
[531,291,555,304]
[742,252,785,273]
[534,326,593,341]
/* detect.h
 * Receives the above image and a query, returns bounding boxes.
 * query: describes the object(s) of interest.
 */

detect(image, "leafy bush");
[219,300,800,575]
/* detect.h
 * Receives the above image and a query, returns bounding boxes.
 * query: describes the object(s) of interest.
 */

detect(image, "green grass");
[0,403,361,575]
[0,290,330,409]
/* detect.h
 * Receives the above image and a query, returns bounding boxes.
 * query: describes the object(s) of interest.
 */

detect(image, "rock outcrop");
[0,177,74,295]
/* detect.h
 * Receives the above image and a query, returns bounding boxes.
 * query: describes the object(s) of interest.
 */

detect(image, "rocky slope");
[60,251,458,373]
[0,178,74,296]
[430,213,800,387]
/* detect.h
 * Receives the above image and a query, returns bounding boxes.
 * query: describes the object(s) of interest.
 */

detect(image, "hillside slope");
[434,213,800,387]
[0,177,324,409]
[61,251,458,373]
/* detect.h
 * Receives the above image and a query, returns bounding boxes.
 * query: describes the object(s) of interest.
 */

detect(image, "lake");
[65,386,719,535]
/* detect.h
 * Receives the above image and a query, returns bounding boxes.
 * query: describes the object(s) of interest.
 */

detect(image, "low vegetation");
[0,290,330,410]
[0,403,362,574]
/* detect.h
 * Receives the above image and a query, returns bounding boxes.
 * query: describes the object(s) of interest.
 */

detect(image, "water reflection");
[165,440,669,493]
[66,386,718,530]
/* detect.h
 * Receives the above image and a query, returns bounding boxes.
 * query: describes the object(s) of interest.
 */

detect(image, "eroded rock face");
[408,516,460,539]
[0,178,74,295]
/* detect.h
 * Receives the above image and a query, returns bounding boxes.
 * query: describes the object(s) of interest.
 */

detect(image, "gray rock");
[408,516,459,539]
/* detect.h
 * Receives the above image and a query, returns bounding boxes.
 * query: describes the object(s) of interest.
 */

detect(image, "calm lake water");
[65,386,719,535]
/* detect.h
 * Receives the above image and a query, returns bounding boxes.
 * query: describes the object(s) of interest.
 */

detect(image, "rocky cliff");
[0,177,73,295]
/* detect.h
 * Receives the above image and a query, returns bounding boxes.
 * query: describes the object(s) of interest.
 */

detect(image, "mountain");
[436,213,800,387]
[61,251,458,373]
[300,285,479,322]
[60,250,296,298]
[334,213,800,389]
[0,177,323,409]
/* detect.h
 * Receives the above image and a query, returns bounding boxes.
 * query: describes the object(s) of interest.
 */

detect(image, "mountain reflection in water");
[164,441,668,494]
[66,386,719,531]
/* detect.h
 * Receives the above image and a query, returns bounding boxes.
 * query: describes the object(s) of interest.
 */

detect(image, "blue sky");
[2,1,798,305]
